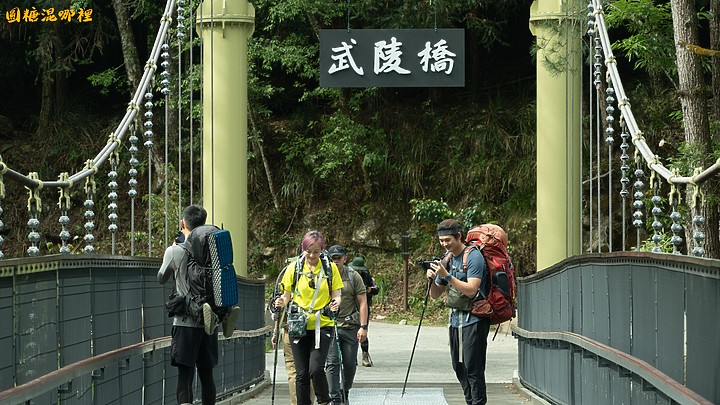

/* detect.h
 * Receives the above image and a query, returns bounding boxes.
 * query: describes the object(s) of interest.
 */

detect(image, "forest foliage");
[0,0,718,306]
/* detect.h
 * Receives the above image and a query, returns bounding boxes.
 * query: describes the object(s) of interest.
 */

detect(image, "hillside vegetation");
[2,0,714,320]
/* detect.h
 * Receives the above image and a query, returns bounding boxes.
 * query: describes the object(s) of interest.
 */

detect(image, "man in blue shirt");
[426,219,490,405]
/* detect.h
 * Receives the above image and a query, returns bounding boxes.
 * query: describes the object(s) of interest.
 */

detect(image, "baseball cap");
[327,245,346,257]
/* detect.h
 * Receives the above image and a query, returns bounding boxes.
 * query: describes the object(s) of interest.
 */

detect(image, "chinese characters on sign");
[5,7,93,23]
[320,29,464,88]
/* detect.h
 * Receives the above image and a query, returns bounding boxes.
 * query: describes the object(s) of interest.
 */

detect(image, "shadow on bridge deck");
[219,321,541,404]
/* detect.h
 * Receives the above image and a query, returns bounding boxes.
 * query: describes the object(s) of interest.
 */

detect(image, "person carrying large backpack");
[273,231,344,405]
[426,219,490,405]
[348,256,378,367]
[157,205,240,405]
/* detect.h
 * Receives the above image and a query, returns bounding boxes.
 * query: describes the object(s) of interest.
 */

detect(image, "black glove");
[321,301,336,319]
[269,294,283,313]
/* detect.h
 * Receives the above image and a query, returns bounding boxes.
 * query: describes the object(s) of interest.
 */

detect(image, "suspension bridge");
[0,0,718,403]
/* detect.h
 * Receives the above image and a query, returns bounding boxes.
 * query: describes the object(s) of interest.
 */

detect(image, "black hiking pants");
[449,319,490,405]
[291,327,334,405]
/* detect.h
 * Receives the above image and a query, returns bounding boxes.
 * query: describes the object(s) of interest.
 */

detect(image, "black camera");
[416,257,443,271]
[174,230,185,244]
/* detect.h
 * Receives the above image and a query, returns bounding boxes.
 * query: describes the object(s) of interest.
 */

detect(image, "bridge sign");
[320,29,465,88]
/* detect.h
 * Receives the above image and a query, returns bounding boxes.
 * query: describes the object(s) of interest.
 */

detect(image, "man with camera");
[157,205,218,404]
[325,245,368,404]
[425,219,489,405]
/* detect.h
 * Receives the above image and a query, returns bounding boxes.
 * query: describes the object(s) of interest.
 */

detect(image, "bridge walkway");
[222,321,538,404]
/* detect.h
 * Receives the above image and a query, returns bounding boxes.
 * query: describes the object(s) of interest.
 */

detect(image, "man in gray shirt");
[158,205,239,404]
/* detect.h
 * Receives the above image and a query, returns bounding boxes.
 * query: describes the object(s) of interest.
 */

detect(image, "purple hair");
[301,230,325,252]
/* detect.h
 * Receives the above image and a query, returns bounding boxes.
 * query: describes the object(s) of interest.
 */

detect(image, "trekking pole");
[401,277,433,397]
[270,279,286,405]
[331,301,347,405]
[271,305,286,405]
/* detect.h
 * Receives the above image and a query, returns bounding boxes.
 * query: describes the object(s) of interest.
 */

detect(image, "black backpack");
[182,225,239,317]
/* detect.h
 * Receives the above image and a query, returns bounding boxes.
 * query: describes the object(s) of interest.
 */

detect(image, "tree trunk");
[248,103,280,211]
[113,0,142,92]
[670,0,719,258]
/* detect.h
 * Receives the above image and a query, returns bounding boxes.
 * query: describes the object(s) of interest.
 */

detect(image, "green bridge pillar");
[530,0,582,270]
[196,0,254,276]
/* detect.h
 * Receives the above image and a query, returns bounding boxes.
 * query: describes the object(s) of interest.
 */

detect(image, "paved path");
[223,321,536,404]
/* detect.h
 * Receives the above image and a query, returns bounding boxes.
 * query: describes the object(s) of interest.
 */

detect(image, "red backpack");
[461,224,516,326]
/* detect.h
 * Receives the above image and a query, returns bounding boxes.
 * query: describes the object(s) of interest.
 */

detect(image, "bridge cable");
[162,34,170,249]
[633,151,645,251]
[606,79,615,253]
[650,163,663,253]
[564,2,569,259]
[190,0,194,205]
[690,168,707,256]
[211,0,215,224]
[129,122,139,256]
[107,134,120,255]
[178,0,186,229]
[595,36,601,252]
[668,170,682,255]
[82,161,97,254]
[26,172,42,257]
[0,158,7,259]
[620,120,629,251]
[588,30,595,253]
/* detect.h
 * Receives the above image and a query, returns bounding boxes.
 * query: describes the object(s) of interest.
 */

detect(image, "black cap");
[327,245,346,257]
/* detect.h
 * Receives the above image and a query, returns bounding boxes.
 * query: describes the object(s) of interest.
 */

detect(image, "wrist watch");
[444,273,452,283]
[360,324,368,330]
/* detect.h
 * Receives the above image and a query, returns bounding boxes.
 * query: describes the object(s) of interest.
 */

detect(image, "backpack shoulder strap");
[290,254,305,297]
[461,245,477,271]
[345,266,356,292]
[320,253,333,290]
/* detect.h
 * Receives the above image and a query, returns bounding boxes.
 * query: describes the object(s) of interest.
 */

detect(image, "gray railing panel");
[59,268,92,366]
[632,265,657,368]
[631,373,656,405]
[143,351,165,405]
[568,267,582,334]
[555,342,572,404]
[0,275,13,392]
[686,273,720,404]
[656,268,684,384]
[57,374,93,404]
[608,265,631,354]
[142,268,169,341]
[559,272,570,332]
[580,353,597,404]
[549,274,561,333]
[593,264,610,346]
[94,355,144,404]
[570,348,582,404]
[238,278,266,330]
[118,269,143,348]
[16,271,57,386]
[93,268,122,355]
[58,268,93,405]
[516,253,720,405]
[163,347,179,405]
[608,364,630,405]
[581,266,595,339]
[0,256,269,405]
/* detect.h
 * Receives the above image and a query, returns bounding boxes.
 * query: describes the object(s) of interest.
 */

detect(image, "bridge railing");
[0,255,269,405]
[513,252,719,405]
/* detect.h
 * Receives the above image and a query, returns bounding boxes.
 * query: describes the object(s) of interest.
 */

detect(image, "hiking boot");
[222,306,241,338]
[203,303,219,335]
[362,352,372,367]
